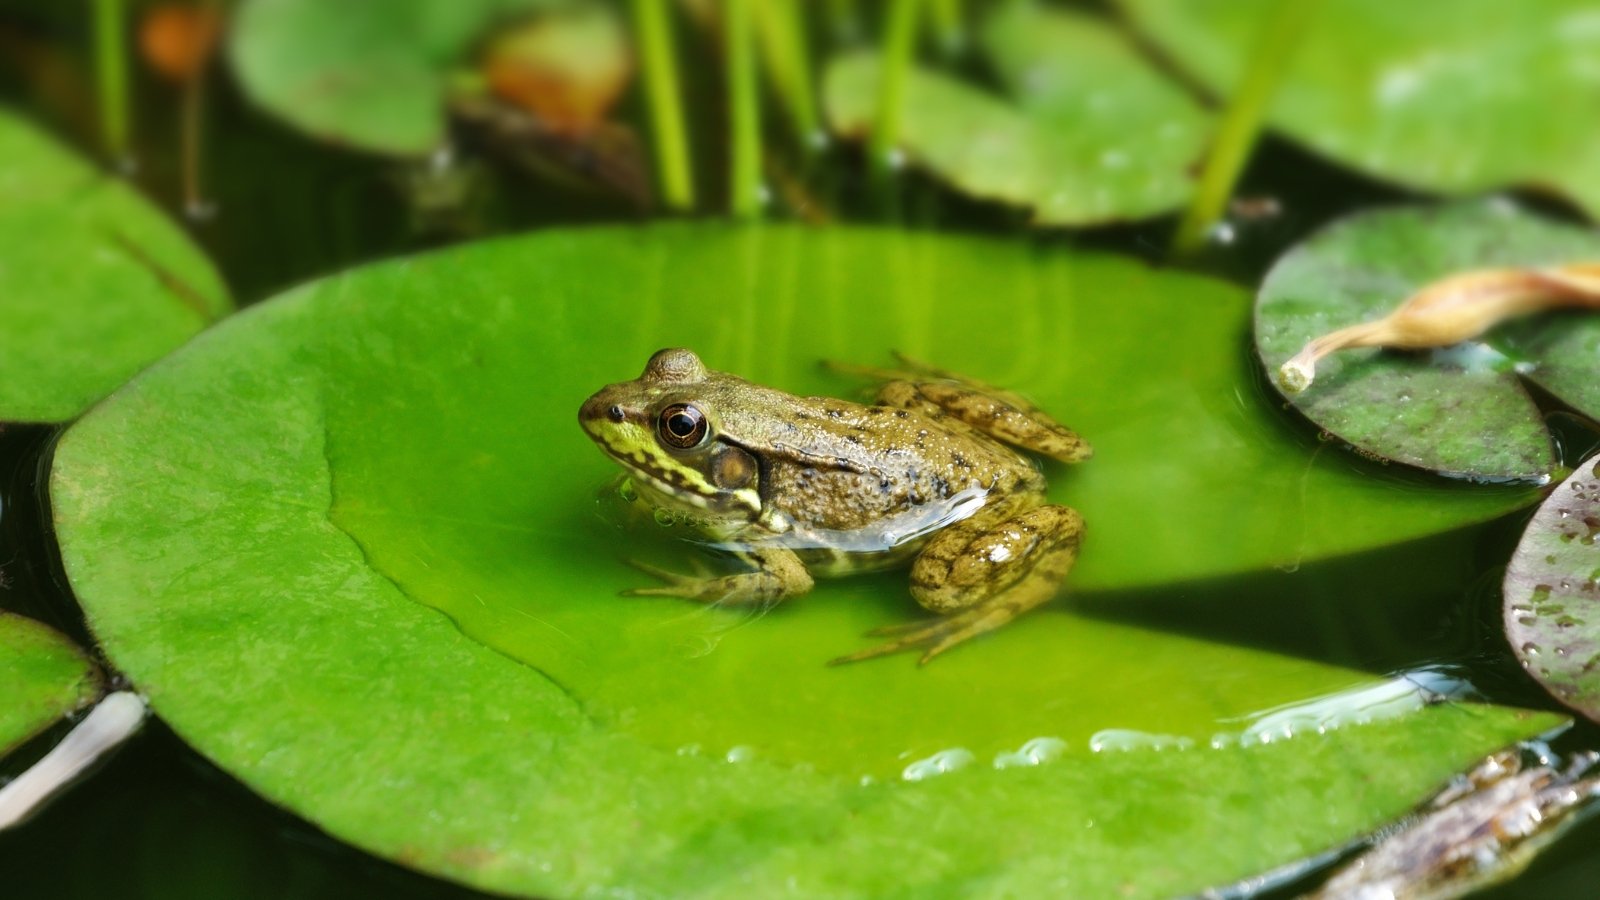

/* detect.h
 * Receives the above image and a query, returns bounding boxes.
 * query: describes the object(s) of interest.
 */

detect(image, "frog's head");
[579,348,761,522]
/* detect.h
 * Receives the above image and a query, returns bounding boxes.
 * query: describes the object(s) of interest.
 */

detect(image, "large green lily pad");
[1257,200,1600,481]
[0,612,101,758]
[0,110,229,423]
[1506,453,1600,721]
[53,226,1556,897]
[824,3,1208,224]
[229,0,558,156]
[1117,0,1600,218]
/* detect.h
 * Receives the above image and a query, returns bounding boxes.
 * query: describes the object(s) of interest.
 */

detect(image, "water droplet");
[902,748,974,781]
[725,745,755,764]
[618,479,638,502]
[1522,642,1543,657]
[676,743,701,757]
[652,508,675,527]
[1088,729,1194,753]
[994,736,1067,769]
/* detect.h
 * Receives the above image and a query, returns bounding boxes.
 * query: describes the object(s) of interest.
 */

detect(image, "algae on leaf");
[0,110,230,423]
[0,613,101,759]
[52,224,1560,898]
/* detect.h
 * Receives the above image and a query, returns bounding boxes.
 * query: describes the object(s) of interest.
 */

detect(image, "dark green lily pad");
[0,612,101,758]
[824,3,1208,224]
[1257,200,1600,481]
[1506,454,1600,721]
[53,225,1556,897]
[229,0,557,156]
[1117,0,1600,218]
[0,110,229,423]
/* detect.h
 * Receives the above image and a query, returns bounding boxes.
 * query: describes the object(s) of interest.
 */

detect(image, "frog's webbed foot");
[620,547,813,607]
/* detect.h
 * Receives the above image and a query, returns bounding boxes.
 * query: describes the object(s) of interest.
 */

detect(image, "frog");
[577,348,1090,665]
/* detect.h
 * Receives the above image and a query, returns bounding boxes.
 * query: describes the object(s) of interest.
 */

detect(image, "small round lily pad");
[825,4,1208,225]
[1257,200,1600,481]
[1117,0,1600,218]
[1505,453,1600,722]
[229,0,558,156]
[0,612,102,758]
[0,110,229,423]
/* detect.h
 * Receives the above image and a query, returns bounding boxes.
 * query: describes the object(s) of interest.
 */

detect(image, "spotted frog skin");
[577,348,1089,664]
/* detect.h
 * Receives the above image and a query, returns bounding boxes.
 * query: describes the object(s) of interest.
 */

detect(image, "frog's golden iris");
[578,348,1089,665]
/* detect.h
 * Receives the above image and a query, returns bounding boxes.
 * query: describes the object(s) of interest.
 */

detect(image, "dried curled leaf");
[1279,263,1600,394]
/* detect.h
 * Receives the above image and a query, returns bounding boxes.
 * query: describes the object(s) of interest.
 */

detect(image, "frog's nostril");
[608,405,625,422]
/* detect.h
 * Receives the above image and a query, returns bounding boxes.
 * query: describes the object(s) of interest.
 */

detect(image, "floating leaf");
[824,4,1208,224]
[1257,200,1600,481]
[1116,0,1600,218]
[229,0,558,156]
[0,110,229,423]
[52,225,1557,897]
[0,613,101,758]
[1506,454,1600,722]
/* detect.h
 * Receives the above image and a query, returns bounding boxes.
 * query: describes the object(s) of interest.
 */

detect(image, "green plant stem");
[726,0,762,217]
[92,0,129,165]
[753,0,820,152]
[1171,0,1323,257]
[180,63,206,219]
[869,0,921,184]
[927,0,964,54]
[826,0,861,44]
[632,0,694,210]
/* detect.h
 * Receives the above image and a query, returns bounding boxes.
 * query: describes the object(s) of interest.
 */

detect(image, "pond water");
[4,4,1600,898]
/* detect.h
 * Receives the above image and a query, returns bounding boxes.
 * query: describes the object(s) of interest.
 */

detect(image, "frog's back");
[724,389,1042,534]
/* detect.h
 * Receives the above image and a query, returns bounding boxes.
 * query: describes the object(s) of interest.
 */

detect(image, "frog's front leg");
[624,545,813,607]
[830,502,1083,665]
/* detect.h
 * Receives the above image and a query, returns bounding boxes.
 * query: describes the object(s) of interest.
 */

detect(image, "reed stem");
[726,0,763,216]
[632,0,695,209]
[1171,0,1322,256]
[753,0,820,152]
[868,0,920,185]
[93,0,130,166]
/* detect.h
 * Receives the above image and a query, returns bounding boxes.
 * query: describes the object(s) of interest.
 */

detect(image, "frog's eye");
[657,403,708,449]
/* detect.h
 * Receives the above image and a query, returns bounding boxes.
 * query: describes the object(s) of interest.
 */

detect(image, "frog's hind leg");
[829,503,1083,665]
[858,365,1090,464]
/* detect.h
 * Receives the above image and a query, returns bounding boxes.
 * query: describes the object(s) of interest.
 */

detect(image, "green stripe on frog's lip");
[587,423,760,517]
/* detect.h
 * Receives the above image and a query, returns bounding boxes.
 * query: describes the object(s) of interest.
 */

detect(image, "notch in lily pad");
[1256,200,1600,482]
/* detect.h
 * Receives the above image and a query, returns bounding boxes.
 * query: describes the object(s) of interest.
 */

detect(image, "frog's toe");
[865,616,945,637]
[831,604,1019,666]
[621,555,713,584]
[828,619,957,666]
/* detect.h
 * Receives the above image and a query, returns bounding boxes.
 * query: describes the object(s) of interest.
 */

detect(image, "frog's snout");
[579,386,636,437]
